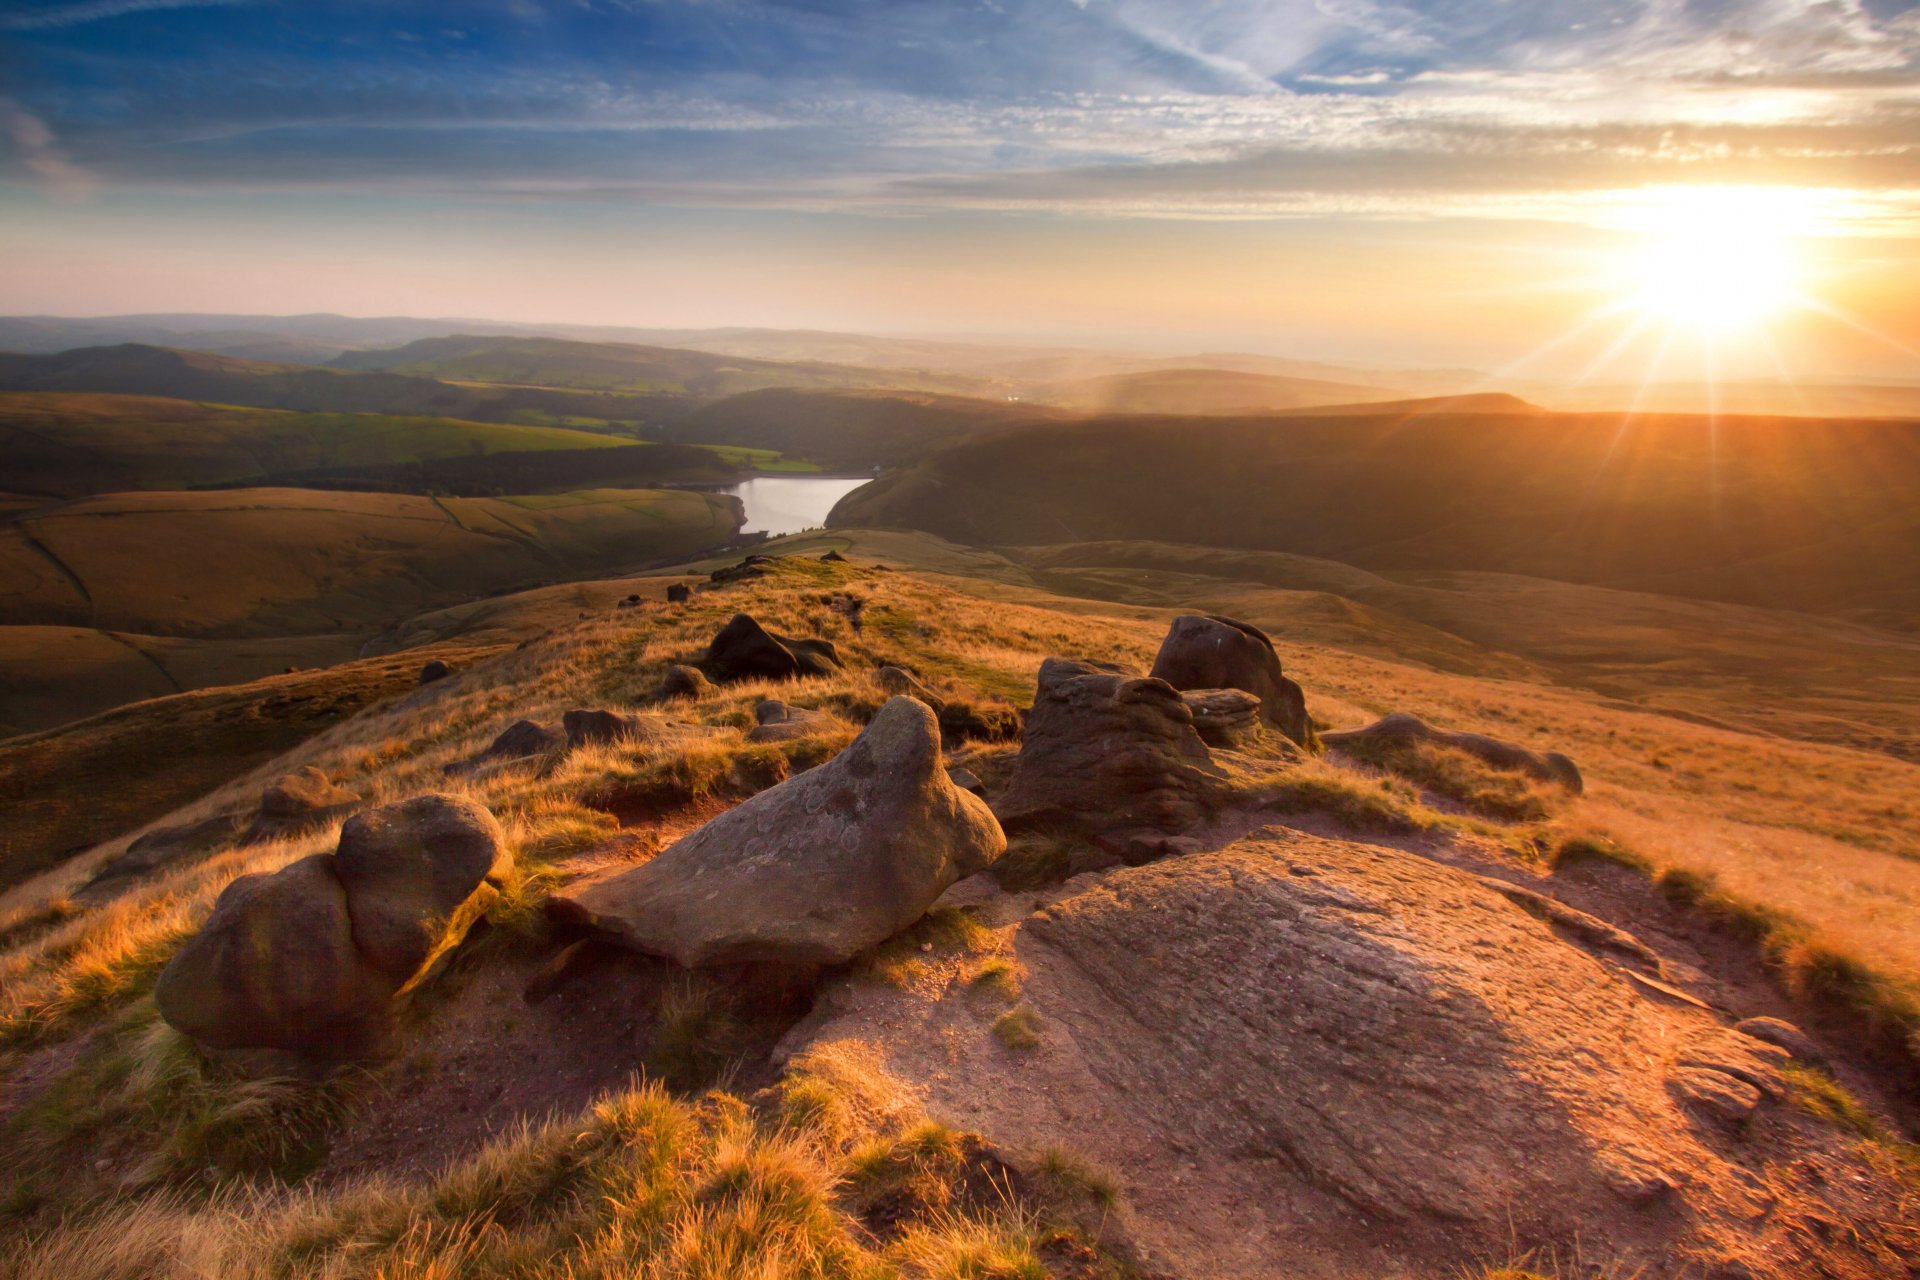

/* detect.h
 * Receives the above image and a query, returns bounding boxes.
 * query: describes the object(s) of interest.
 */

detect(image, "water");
[722,475,874,536]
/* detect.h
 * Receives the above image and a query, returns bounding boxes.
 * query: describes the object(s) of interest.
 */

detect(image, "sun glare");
[1614,187,1812,337]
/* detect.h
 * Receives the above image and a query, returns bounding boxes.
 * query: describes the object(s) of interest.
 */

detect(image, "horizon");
[3,1,1920,380]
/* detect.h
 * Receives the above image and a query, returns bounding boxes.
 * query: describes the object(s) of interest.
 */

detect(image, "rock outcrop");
[240,767,358,845]
[552,697,1003,967]
[995,657,1225,838]
[563,708,658,749]
[703,613,842,683]
[667,583,692,603]
[446,719,564,776]
[1179,688,1263,749]
[746,700,840,743]
[156,795,510,1057]
[1148,614,1315,747]
[418,659,452,685]
[875,665,941,708]
[1323,711,1583,792]
[658,664,714,699]
[79,812,246,901]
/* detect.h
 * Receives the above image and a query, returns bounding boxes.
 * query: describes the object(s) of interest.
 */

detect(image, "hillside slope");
[671,387,1070,469]
[1035,367,1404,414]
[832,408,1920,616]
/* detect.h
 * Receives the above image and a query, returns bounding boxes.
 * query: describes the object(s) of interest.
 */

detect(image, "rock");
[703,613,842,683]
[709,559,768,585]
[1322,712,1583,792]
[1180,688,1263,748]
[938,701,1021,743]
[626,593,641,604]
[563,708,657,749]
[155,854,394,1057]
[333,795,512,987]
[446,719,565,776]
[241,767,358,845]
[667,583,692,603]
[658,664,714,699]
[78,813,246,901]
[616,599,638,609]
[552,697,1004,967]
[1668,1067,1762,1125]
[418,659,452,685]
[821,549,848,562]
[948,767,985,797]
[746,700,840,743]
[875,665,941,708]
[1734,1016,1824,1065]
[1149,615,1315,747]
[994,657,1225,837]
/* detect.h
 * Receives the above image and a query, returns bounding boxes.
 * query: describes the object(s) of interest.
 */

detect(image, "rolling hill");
[831,404,1920,618]
[668,387,1069,470]
[1034,367,1407,414]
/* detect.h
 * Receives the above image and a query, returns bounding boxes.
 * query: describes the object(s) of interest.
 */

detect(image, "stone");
[659,664,714,699]
[703,613,842,683]
[1668,1067,1762,1125]
[1322,712,1583,792]
[667,583,692,603]
[78,813,246,901]
[1149,614,1315,747]
[875,665,941,708]
[445,719,565,777]
[333,794,512,987]
[948,767,985,797]
[938,701,1022,743]
[821,549,848,562]
[1733,1016,1824,1065]
[155,854,394,1057]
[1180,688,1263,748]
[418,659,452,685]
[564,708,656,748]
[995,657,1226,837]
[552,697,1004,967]
[240,766,358,845]
[746,699,840,743]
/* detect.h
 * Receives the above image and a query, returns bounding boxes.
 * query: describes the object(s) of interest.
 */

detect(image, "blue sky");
[2,1,1918,367]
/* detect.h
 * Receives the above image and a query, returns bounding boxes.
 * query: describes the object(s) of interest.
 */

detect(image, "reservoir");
[722,475,873,536]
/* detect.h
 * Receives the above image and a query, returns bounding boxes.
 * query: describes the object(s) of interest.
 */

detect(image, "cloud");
[0,97,97,199]
[2,0,251,31]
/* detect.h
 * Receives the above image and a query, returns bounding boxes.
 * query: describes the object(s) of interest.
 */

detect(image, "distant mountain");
[1033,367,1409,415]
[669,388,1068,470]
[1537,380,1920,419]
[832,405,1920,615]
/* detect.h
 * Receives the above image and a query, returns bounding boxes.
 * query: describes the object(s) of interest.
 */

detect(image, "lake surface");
[723,475,874,536]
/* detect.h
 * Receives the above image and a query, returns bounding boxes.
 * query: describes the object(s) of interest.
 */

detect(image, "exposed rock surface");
[1179,688,1262,748]
[658,664,713,699]
[995,657,1226,837]
[447,719,564,775]
[157,795,511,1057]
[553,697,1003,966]
[241,766,358,845]
[703,613,842,683]
[746,700,840,743]
[418,659,452,685]
[1149,614,1315,747]
[333,795,512,987]
[79,812,245,901]
[1323,711,1583,792]
[1735,1016,1824,1065]
[666,583,692,603]
[563,708,658,749]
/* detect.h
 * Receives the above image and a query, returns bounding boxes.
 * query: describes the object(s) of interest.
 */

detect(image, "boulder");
[1734,1016,1824,1065]
[703,613,842,683]
[564,708,656,749]
[746,700,840,743]
[78,813,246,901]
[552,697,1004,967]
[821,549,848,563]
[1148,614,1315,747]
[155,854,394,1057]
[1323,712,1583,792]
[667,583,692,603]
[995,657,1225,837]
[1180,688,1263,749]
[333,795,512,986]
[418,659,452,685]
[659,664,714,699]
[240,767,358,845]
[446,719,564,776]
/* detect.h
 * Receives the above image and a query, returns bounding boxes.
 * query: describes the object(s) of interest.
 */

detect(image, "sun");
[1615,187,1811,338]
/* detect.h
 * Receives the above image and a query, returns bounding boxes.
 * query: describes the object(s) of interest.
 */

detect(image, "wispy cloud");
[0,96,97,199]
[2,0,250,32]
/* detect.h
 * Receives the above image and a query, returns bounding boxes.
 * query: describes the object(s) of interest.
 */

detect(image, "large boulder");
[552,697,1004,967]
[1323,712,1583,792]
[703,613,842,683]
[155,854,395,1057]
[658,664,714,699]
[157,795,513,1057]
[1149,614,1314,747]
[240,767,358,845]
[994,657,1225,837]
[445,719,564,776]
[333,795,512,986]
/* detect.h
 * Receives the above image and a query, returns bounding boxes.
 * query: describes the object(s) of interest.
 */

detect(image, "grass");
[1331,734,1557,822]
[991,1007,1041,1052]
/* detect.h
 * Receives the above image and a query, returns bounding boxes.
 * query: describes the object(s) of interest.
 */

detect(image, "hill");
[831,407,1920,618]
[670,387,1068,469]
[331,334,997,398]
[1035,367,1405,414]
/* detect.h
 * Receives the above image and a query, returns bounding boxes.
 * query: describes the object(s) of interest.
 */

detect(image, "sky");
[2,0,1919,376]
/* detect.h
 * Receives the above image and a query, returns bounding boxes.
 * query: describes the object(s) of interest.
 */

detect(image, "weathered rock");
[938,700,1021,743]
[333,795,512,986]
[155,854,394,1056]
[1323,712,1583,792]
[446,719,565,777]
[667,583,692,603]
[875,665,941,707]
[1668,1067,1762,1125]
[553,697,1004,966]
[1734,1016,1824,1065]
[241,767,358,844]
[418,659,452,685]
[79,813,246,901]
[703,613,842,683]
[659,664,714,699]
[1180,688,1262,748]
[995,657,1225,837]
[709,560,768,585]
[564,708,656,748]
[1149,614,1315,747]
[821,549,848,563]
[746,700,840,743]
[948,767,985,797]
